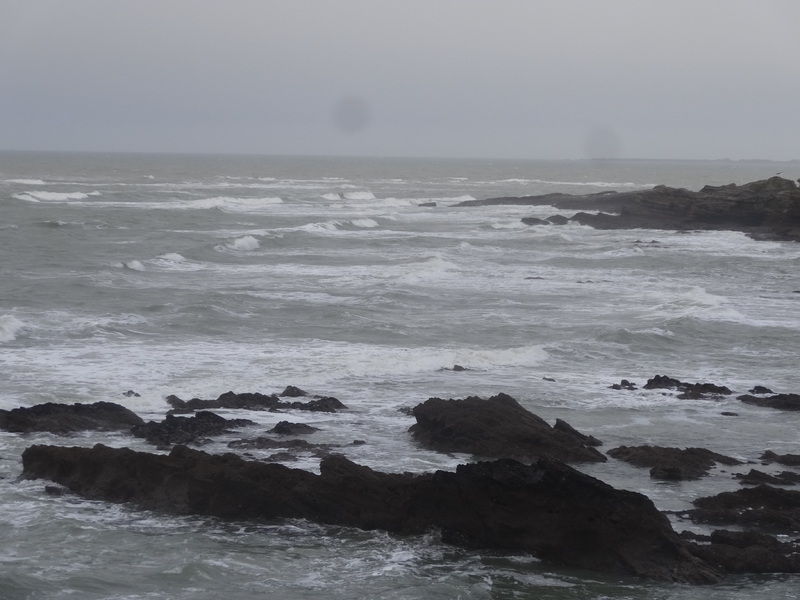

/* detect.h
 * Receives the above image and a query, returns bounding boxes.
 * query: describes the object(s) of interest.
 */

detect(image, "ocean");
[1,151,799,599]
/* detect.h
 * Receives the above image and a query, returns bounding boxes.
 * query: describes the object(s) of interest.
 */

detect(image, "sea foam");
[0,316,24,342]
[13,191,101,202]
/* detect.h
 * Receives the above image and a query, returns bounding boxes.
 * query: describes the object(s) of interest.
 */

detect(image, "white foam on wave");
[7,178,46,185]
[190,196,283,212]
[158,253,187,263]
[13,191,101,203]
[124,260,146,271]
[320,193,342,200]
[0,315,25,343]
[351,218,379,228]
[342,191,376,201]
[490,220,528,230]
[223,235,260,252]
[645,286,747,323]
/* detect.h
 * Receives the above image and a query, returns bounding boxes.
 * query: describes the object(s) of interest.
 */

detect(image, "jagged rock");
[749,386,774,395]
[456,177,800,242]
[552,418,603,447]
[0,401,143,434]
[164,391,347,413]
[520,217,550,226]
[643,375,732,398]
[609,379,637,390]
[409,393,606,463]
[267,421,319,435]
[131,411,254,448]
[761,450,800,466]
[688,484,800,529]
[607,445,742,480]
[734,469,800,486]
[547,214,569,225]
[688,530,800,574]
[280,386,307,397]
[739,393,800,411]
[20,444,720,583]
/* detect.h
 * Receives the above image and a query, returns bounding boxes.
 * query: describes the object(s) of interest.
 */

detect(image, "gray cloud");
[1,1,799,159]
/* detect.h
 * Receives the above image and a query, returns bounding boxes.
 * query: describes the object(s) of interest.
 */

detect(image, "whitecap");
[7,178,46,185]
[225,235,260,251]
[158,253,187,263]
[342,191,376,200]
[124,260,146,271]
[351,218,379,228]
[0,315,25,342]
[13,191,101,202]
[320,193,343,200]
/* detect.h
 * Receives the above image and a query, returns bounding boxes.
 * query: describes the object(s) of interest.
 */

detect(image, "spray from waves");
[342,191,376,200]
[13,191,101,202]
[0,316,25,342]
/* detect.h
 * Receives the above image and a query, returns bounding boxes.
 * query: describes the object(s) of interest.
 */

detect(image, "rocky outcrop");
[738,393,800,411]
[734,469,800,486]
[760,450,800,466]
[166,391,347,413]
[688,484,800,529]
[0,401,143,434]
[131,411,255,448]
[643,375,732,399]
[20,443,719,583]
[456,177,800,241]
[408,393,606,463]
[607,445,742,480]
[686,530,800,574]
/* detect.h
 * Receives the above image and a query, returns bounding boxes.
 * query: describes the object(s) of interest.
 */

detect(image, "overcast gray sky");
[2,1,798,160]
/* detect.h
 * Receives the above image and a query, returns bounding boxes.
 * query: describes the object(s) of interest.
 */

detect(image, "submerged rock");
[409,393,606,463]
[607,445,742,480]
[0,401,144,434]
[20,443,719,583]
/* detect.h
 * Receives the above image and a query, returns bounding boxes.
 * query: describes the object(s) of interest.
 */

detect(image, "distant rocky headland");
[455,176,800,241]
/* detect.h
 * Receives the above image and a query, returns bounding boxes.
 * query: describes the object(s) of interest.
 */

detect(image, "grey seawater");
[2,152,800,599]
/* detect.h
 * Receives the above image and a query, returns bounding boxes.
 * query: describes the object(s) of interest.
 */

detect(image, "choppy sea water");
[2,152,800,599]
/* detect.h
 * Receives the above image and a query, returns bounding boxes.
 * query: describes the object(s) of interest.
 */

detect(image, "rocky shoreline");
[455,176,800,241]
[5,376,800,583]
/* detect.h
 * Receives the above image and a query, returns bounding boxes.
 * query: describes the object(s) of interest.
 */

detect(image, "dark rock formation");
[734,469,800,486]
[609,379,637,390]
[456,177,800,241]
[0,401,143,434]
[131,411,254,448]
[607,445,742,480]
[280,386,307,397]
[688,484,800,529]
[738,393,800,411]
[552,418,603,447]
[761,450,800,466]
[20,443,719,583]
[643,375,732,399]
[409,393,606,463]
[749,386,774,395]
[166,391,346,413]
[267,421,319,435]
[687,530,800,574]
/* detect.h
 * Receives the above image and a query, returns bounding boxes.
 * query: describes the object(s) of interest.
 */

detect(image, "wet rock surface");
[409,393,606,463]
[167,390,346,413]
[687,485,800,529]
[131,411,255,448]
[738,393,800,411]
[20,443,720,583]
[0,401,144,434]
[456,176,800,241]
[607,445,742,480]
